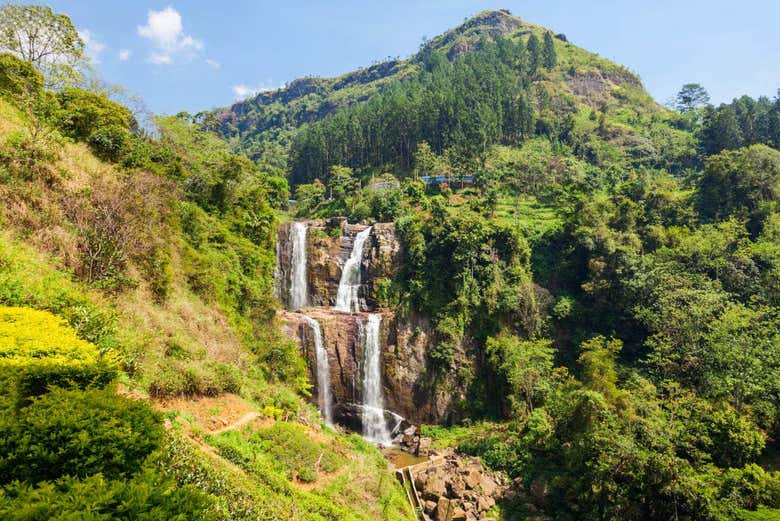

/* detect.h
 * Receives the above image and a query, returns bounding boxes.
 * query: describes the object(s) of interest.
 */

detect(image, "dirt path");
[211,411,262,434]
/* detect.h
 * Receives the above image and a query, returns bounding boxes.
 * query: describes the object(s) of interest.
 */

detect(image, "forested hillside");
[0,4,779,521]
[215,9,780,521]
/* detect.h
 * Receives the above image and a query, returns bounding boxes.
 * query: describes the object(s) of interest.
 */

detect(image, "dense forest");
[0,4,779,521]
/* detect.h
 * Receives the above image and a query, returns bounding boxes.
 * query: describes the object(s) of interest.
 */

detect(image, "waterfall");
[303,315,333,425]
[362,313,392,444]
[334,226,372,312]
[289,222,308,310]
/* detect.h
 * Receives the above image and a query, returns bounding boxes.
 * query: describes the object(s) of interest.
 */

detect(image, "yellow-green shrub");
[0,306,117,398]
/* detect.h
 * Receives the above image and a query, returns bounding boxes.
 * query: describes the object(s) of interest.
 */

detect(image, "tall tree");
[527,34,541,74]
[542,32,557,69]
[0,4,86,87]
[675,83,710,113]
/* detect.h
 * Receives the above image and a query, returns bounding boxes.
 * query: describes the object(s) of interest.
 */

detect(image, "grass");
[196,420,414,521]
[493,195,563,236]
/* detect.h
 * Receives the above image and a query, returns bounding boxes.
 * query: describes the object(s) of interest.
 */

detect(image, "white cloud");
[118,49,131,61]
[232,81,281,100]
[79,30,106,64]
[205,58,220,69]
[137,7,203,65]
[232,84,259,99]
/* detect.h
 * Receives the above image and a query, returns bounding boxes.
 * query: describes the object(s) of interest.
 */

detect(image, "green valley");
[0,4,779,521]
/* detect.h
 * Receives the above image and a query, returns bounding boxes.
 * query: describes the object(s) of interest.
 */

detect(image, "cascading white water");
[289,222,308,310]
[362,313,392,444]
[303,315,333,425]
[334,227,372,312]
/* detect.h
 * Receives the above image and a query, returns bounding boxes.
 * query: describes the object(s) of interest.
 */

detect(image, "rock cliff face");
[276,220,469,427]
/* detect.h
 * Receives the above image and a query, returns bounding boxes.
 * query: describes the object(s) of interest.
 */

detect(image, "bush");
[88,124,132,162]
[147,361,243,398]
[0,387,163,484]
[55,87,134,141]
[0,306,118,400]
[0,53,43,99]
[0,469,213,520]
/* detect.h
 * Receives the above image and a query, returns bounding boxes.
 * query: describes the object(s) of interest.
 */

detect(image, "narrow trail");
[210,411,261,435]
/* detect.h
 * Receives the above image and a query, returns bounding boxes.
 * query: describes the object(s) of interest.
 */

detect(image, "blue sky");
[45,0,780,114]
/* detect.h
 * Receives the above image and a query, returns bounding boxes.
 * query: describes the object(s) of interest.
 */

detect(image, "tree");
[675,83,710,113]
[542,32,557,69]
[701,104,742,154]
[697,144,780,230]
[413,141,437,180]
[0,4,86,87]
[527,34,541,74]
[486,334,555,416]
[578,336,622,404]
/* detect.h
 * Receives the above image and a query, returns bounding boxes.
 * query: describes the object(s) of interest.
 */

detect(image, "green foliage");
[0,306,117,400]
[578,335,622,404]
[0,387,162,484]
[542,32,557,69]
[0,469,213,521]
[697,144,780,232]
[212,422,344,483]
[88,124,132,161]
[701,93,780,155]
[486,334,554,416]
[0,5,86,88]
[0,53,43,100]
[676,83,711,113]
[55,87,134,140]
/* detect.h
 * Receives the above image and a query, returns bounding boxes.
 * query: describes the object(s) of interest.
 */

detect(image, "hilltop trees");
[699,93,780,155]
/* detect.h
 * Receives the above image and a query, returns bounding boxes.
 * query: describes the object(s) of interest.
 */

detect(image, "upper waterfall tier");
[289,222,309,310]
[335,226,372,312]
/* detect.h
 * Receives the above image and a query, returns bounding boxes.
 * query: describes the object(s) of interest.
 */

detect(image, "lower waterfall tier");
[280,307,468,426]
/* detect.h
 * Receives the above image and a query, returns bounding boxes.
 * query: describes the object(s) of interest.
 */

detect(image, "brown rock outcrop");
[411,450,508,521]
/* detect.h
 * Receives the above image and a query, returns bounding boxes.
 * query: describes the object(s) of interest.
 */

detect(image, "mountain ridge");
[210,9,657,163]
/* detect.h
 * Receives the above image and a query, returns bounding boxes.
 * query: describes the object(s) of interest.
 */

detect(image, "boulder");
[435,497,452,521]
[449,477,466,498]
[417,437,432,457]
[465,470,481,489]
[422,475,447,501]
[479,476,497,497]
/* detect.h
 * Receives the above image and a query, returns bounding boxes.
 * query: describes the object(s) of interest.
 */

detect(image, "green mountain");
[212,9,689,183]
